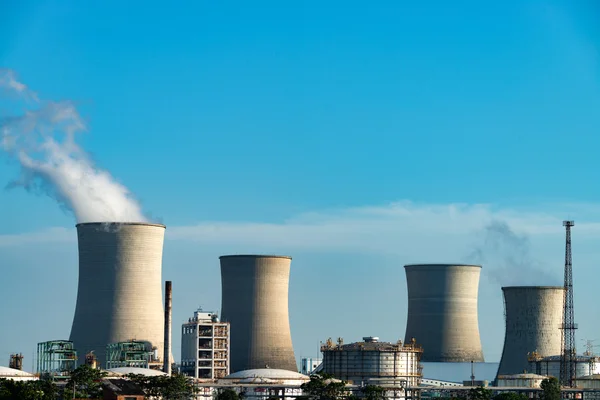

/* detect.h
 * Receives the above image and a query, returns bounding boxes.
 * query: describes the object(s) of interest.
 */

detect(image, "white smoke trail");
[0,68,148,223]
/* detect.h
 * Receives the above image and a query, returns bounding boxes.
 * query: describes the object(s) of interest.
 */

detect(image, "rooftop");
[0,366,34,377]
[76,222,166,228]
[219,255,292,260]
[224,369,309,381]
[103,379,145,395]
[106,367,167,377]
[404,264,481,269]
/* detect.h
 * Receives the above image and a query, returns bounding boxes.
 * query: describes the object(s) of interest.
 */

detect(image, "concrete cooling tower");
[404,264,484,362]
[69,222,166,367]
[220,255,297,372]
[496,286,564,377]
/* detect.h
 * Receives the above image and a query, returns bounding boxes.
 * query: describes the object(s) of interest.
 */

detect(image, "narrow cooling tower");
[496,286,564,377]
[404,264,484,362]
[220,255,297,372]
[69,222,166,367]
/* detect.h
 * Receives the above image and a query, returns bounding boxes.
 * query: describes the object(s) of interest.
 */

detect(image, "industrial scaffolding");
[37,340,77,378]
[105,340,158,369]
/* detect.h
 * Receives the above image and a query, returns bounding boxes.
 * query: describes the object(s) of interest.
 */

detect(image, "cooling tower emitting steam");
[70,222,167,367]
[0,68,147,223]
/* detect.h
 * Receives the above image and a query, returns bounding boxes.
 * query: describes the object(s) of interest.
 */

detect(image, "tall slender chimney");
[163,280,172,375]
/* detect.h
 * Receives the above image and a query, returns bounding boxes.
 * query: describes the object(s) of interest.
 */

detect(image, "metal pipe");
[164,280,172,375]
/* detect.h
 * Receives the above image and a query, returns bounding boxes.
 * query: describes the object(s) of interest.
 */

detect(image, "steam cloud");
[469,220,560,286]
[0,69,147,223]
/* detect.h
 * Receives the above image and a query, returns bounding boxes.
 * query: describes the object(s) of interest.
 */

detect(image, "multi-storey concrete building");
[180,309,230,379]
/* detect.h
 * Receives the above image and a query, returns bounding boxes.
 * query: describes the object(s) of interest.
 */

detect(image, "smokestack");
[69,222,167,367]
[496,286,564,378]
[220,255,297,372]
[163,280,172,375]
[404,264,485,362]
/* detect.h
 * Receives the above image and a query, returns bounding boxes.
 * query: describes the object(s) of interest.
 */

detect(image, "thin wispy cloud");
[3,201,597,254]
[0,69,38,101]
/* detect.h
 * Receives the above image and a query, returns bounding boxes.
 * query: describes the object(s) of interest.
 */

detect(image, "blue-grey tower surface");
[69,222,167,367]
[220,255,297,372]
[496,286,564,379]
[404,264,485,362]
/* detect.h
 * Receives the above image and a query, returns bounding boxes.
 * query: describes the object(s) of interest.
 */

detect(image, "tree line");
[0,368,563,400]
[0,364,196,399]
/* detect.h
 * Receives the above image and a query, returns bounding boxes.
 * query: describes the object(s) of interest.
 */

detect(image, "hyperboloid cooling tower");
[404,264,485,362]
[69,222,166,367]
[220,255,297,372]
[496,286,564,377]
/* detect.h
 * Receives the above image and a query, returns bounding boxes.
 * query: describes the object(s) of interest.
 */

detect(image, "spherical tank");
[404,264,484,362]
[69,222,166,367]
[220,255,297,372]
[496,286,564,378]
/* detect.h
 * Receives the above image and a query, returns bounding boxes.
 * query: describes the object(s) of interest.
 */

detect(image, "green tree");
[216,388,241,400]
[493,392,528,400]
[468,386,492,400]
[65,364,108,398]
[540,377,561,400]
[126,373,197,399]
[360,385,385,400]
[300,373,347,400]
[0,379,48,400]
[162,373,197,399]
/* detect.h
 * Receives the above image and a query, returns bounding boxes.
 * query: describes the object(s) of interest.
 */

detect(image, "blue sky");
[2,0,600,374]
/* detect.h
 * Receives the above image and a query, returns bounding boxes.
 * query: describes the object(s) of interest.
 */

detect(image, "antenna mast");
[560,220,576,388]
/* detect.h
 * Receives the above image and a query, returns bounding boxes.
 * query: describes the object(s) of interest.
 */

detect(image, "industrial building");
[37,340,77,378]
[321,336,423,396]
[220,255,297,372]
[496,286,564,378]
[404,264,484,362]
[528,354,600,379]
[495,373,548,388]
[301,357,322,375]
[9,354,23,371]
[69,222,167,368]
[105,340,162,370]
[180,309,230,379]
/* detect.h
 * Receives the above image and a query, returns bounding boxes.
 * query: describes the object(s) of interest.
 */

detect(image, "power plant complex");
[7,218,600,399]
[404,264,485,362]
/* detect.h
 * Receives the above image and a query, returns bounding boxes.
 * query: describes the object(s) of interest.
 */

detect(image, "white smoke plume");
[0,68,148,223]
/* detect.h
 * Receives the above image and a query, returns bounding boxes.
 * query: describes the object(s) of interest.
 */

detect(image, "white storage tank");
[321,337,423,388]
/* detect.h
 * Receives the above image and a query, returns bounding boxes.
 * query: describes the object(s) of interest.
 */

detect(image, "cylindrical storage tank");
[69,222,166,367]
[220,255,297,372]
[321,340,422,387]
[404,264,484,362]
[496,286,565,378]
